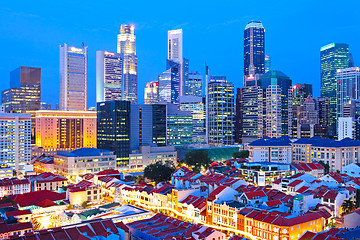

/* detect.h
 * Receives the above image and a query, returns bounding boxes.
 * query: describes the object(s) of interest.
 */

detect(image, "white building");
[117,24,137,103]
[0,113,31,177]
[338,117,354,140]
[342,163,360,178]
[248,136,292,164]
[129,145,177,171]
[96,51,123,102]
[59,43,87,111]
[54,148,116,182]
[168,29,183,95]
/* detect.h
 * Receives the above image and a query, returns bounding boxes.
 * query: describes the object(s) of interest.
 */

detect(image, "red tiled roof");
[298,231,316,240]
[273,178,282,184]
[5,209,31,217]
[35,199,57,208]
[8,190,65,208]
[297,186,310,193]
[207,185,227,201]
[96,169,120,176]
[288,180,303,187]
[323,190,338,200]
[265,199,282,207]
[244,190,266,200]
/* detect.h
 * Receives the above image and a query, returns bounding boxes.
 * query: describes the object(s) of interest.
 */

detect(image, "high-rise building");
[168,29,186,96]
[206,71,234,146]
[41,102,51,110]
[138,104,167,147]
[292,84,313,106]
[167,103,193,146]
[336,67,360,118]
[338,99,360,140]
[244,21,265,83]
[258,70,293,138]
[235,86,263,143]
[2,67,41,113]
[97,101,167,167]
[184,71,203,97]
[96,51,123,102]
[97,101,132,167]
[35,110,96,151]
[59,43,87,111]
[265,55,271,73]
[320,43,349,138]
[144,82,159,104]
[117,24,138,103]
[158,60,180,107]
[180,96,206,143]
[314,97,331,138]
[0,113,31,177]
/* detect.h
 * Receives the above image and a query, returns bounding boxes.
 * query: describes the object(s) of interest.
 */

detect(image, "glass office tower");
[244,21,265,77]
[320,43,349,138]
[2,66,41,112]
[158,60,180,107]
[144,82,159,104]
[184,71,203,97]
[117,24,138,103]
[59,43,87,111]
[96,51,123,102]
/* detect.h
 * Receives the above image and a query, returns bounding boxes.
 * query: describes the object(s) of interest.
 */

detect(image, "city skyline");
[1,1,360,108]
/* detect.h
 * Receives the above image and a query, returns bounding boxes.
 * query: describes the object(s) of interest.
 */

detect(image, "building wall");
[35,110,96,150]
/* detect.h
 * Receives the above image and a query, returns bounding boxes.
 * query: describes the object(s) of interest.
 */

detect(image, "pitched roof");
[8,190,65,207]
[249,136,291,147]
[288,180,303,187]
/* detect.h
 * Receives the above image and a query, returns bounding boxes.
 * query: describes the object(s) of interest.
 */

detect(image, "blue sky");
[1,0,359,108]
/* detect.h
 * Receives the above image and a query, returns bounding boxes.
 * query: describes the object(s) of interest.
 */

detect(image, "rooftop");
[56,148,114,157]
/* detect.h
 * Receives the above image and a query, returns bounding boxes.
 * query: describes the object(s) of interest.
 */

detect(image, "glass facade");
[207,76,235,146]
[336,67,360,118]
[244,21,265,76]
[258,70,292,137]
[167,115,193,146]
[2,67,41,113]
[184,71,203,97]
[144,82,159,104]
[96,51,123,102]
[180,96,206,141]
[158,60,180,107]
[97,101,131,166]
[59,44,87,111]
[320,43,349,138]
[117,24,138,103]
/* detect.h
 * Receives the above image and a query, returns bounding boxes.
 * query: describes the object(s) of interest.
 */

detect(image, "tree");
[32,218,42,230]
[184,150,211,173]
[342,199,355,214]
[1,198,17,207]
[66,204,74,210]
[144,161,175,184]
[318,160,330,174]
[232,150,249,159]
[81,201,89,209]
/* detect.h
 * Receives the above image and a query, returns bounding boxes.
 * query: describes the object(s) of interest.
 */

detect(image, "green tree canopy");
[185,149,211,173]
[2,198,16,207]
[144,161,175,184]
[318,160,330,174]
[81,201,89,209]
[232,150,249,159]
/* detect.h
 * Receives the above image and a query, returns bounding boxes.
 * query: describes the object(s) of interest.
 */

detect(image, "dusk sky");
[1,0,359,108]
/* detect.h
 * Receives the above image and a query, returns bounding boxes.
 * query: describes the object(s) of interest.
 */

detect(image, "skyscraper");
[2,66,41,113]
[314,97,331,138]
[180,96,206,143]
[96,51,123,102]
[292,84,313,106]
[244,21,265,80]
[184,71,203,97]
[235,86,263,143]
[167,103,193,146]
[258,70,293,138]
[168,29,185,96]
[336,67,360,118]
[265,55,271,73]
[158,60,180,107]
[144,82,159,104]
[320,43,349,138]
[206,70,234,146]
[0,113,31,177]
[117,24,138,103]
[59,43,87,111]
